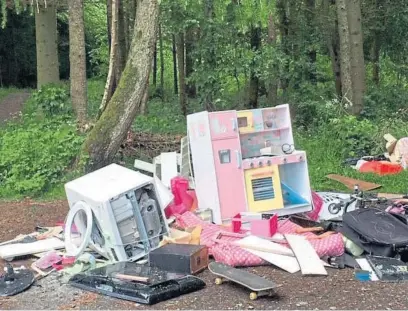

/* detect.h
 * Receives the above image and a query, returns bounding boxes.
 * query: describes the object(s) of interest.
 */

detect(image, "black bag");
[341,208,408,257]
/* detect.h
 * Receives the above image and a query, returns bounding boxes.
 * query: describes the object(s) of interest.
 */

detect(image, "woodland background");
[0,0,408,200]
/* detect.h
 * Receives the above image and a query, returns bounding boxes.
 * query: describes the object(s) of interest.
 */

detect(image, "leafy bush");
[25,84,70,116]
[0,115,84,197]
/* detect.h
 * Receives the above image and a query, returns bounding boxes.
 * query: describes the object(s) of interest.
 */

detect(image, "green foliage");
[0,115,84,198]
[25,84,71,116]
[85,1,109,77]
[133,98,188,134]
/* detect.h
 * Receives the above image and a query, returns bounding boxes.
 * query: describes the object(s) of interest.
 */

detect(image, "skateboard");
[208,262,278,300]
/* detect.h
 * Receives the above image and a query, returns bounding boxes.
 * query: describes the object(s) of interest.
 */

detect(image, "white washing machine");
[64,163,170,262]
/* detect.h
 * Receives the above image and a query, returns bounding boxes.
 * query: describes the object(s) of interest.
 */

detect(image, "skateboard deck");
[208,262,277,300]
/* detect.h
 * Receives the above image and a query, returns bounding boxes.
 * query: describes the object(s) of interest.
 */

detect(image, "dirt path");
[0,200,408,310]
[0,91,31,123]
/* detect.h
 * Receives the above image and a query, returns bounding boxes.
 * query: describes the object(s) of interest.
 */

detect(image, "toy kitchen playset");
[187,104,313,224]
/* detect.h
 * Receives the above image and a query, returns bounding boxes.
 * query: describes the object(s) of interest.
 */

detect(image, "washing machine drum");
[64,201,95,257]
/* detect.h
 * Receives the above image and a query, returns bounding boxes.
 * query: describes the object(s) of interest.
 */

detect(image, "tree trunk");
[153,42,157,86]
[107,0,112,51]
[266,13,278,106]
[82,0,159,171]
[116,1,128,81]
[69,0,87,125]
[176,32,187,116]
[35,0,59,88]
[276,0,290,100]
[185,27,196,98]
[99,0,119,118]
[372,32,380,85]
[159,23,165,100]
[172,34,178,95]
[324,0,342,97]
[336,0,353,106]
[347,0,365,115]
[248,26,261,109]
[306,0,317,84]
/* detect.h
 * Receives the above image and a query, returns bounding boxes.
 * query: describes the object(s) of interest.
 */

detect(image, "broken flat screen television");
[366,255,408,282]
[69,262,206,305]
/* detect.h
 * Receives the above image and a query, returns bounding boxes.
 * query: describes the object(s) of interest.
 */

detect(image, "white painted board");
[284,234,327,276]
[243,247,300,273]
[0,238,65,260]
[187,112,221,224]
[234,235,294,257]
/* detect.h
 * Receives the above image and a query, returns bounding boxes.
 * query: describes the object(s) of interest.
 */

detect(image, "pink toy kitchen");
[187,104,313,224]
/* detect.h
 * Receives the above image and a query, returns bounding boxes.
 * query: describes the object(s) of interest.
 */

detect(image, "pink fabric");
[306,192,323,221]
[278,219,344,257]
[211,232,266,267]
[175,212,261,266]
[175,212,344,266]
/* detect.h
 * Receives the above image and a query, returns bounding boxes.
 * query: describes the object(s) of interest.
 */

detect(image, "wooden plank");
[0,238,65,260]
[236,236,300,273]
[378,193,405,200]
[284,234,327,276]
[326,174,381,191]
[160,152,179,188]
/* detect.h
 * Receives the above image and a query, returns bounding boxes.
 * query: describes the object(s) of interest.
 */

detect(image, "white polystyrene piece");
[64,201,93,257]
[154,176,174,207]
[160,152,178,188]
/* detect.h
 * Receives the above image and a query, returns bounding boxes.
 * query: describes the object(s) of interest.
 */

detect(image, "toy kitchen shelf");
[187,104,313,225]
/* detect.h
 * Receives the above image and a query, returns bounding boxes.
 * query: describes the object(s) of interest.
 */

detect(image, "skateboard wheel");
[215,277,223,285]
[250,292,258,300]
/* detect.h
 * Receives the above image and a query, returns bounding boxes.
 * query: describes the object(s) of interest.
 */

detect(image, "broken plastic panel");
[69,262,206,305]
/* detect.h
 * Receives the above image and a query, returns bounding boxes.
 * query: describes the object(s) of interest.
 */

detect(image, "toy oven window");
[238,117,248,128]
[218,150,231,164]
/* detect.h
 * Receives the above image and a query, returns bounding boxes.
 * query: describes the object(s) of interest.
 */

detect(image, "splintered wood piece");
[111,273,150,283]
[326,174,381,191]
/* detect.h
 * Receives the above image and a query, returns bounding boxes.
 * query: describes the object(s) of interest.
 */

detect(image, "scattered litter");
[355,258,378,281]
[34,251,62,270]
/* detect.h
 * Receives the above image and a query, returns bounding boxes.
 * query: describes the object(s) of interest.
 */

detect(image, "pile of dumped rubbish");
[2,104,408,305]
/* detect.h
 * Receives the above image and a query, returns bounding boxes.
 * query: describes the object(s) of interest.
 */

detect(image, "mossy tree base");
[81,0,159,171]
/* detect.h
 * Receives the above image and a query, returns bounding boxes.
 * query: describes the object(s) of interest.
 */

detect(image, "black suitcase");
[341,208,408,257]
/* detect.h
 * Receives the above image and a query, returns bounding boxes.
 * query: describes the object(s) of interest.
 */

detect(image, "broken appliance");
[64,163,170,262]
[187,104,313,224]
[69,262,206,305]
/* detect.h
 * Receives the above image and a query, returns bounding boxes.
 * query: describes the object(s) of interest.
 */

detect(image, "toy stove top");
[242,151,306,170]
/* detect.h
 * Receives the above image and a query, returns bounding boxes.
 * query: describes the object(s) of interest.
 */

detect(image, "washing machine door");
[64,201,94,257]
